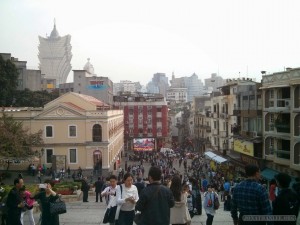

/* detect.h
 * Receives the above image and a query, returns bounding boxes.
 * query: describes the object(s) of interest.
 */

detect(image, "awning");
[213,155,227,164]
[259,84,289,90]
[260,168,279,180]
[204,151,217,159]
[204,151,227,164]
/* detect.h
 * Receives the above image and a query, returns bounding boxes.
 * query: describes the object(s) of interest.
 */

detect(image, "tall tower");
[38,20,72,85]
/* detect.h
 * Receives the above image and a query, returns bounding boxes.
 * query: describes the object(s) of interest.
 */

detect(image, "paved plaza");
[23,194,234,225]
[20,153,234,224]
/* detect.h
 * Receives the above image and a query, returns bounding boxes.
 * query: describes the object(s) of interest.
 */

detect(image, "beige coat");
[170,192,191,224]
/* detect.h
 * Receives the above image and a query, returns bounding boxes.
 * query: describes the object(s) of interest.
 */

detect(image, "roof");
[72,93,110,108]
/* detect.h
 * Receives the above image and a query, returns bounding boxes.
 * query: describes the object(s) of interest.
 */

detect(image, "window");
[243,117,249,131]
[93,124,102,142]
[69,149,77,163]
[45,126,53,138]
[270,90,274,98]
[46,149,53,163]
[157,108,162,112]
[69,125,77,137]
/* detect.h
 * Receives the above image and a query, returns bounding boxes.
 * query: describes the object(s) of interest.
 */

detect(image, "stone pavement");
[23,193,234,225]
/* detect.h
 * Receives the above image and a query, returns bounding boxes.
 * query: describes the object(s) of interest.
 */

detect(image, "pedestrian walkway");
[23,194,233,225]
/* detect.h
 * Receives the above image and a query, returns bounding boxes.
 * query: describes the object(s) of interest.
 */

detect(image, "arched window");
[93,124,102,142]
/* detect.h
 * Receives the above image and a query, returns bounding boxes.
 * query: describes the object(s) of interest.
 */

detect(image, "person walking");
[231,164,272,225]
[101,175,118,225]
[6,177,25,225]
[170,175,191,225]
[134,177,145,197]
[20,186,35,225]
[136,166,175,225]
[203,185,218,225]
[94,176,104,203]
[115,173,139,225]
[81,177,90,202]
[272,173,299,225]
[32,180,60,225]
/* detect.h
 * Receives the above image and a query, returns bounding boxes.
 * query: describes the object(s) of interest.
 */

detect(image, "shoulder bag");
[213,193,220,210]
[49,196,67,215]
[103,188,118,224]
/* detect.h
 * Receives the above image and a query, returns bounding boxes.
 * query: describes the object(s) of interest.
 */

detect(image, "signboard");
[87,80,109,90]
[233,139,254,157]
[133,138,155,151]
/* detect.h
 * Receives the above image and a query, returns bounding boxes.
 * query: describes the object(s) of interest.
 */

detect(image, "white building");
[38,22,72,85]
[113,80,142,95]
[166,87,188,103]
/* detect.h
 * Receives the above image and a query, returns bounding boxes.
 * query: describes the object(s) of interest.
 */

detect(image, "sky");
[1,0,300,85]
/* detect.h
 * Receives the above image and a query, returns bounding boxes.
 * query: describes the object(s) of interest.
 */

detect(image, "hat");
[274,173,291,188]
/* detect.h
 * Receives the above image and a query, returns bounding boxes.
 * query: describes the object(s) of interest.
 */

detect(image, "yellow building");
[1,92,124,175]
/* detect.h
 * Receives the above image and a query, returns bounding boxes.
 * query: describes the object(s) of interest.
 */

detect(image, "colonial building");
[113,92,169,151]
[262,68,300,178]
[1,92,124,175]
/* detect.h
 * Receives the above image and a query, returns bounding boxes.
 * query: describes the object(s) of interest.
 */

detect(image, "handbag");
[133,211,142,225]
[213,193,220,210]
[49,196,67,215]
[103,205,117,224]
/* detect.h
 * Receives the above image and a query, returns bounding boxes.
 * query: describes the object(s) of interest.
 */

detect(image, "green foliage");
[0,113,43,158]
[0,55,19,106]
[13,89,59,107]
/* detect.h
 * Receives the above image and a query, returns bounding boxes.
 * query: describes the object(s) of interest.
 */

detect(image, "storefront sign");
[240,154,259,167]
[233,140,254,157]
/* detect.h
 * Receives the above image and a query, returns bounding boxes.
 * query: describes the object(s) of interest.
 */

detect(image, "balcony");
[274,149,290,160]
[206,127,211,132]
[219,131,228,138]
[212,129,218,135]
[157,132,162,137]
[275,123,290,133]
[233,109,241,116]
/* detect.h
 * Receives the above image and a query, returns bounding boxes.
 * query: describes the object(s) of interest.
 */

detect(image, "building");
[204,73,224,92]
[113,92,169,151]
[0,53,45,92]
[60,59,114,105]
[1,92,124,175]
[169,73,204,102]
[166,87,188,104]
[113,80,142,95]
[146,73,169,97]
[38,22,72,85]
[218,78,263,176]
[262,68,300,178]
[184,73,205,102]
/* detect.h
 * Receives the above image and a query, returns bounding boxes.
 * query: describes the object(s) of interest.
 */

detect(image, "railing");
[275,123,290,133]
[274,149,290,160]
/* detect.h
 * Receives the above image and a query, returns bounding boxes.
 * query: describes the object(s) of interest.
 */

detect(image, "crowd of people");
[1,148,300,225]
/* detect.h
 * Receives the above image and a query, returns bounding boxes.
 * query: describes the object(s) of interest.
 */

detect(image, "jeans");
[206,213,214,225]
[21,209,35,225]
[117,210,135,225]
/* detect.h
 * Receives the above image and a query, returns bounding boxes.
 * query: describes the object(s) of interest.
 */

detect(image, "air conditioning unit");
[285,100,290,107]
[251,131,257,138]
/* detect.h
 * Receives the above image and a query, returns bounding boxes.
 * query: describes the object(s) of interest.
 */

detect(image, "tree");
[13,89,59,107]
[0,55,19,106]
[0,112,43,162]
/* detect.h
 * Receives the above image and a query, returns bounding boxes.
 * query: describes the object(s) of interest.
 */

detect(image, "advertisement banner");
[233,140,254,157]
[133,138,155,151]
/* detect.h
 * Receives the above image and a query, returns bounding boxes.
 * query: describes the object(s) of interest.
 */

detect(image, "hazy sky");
[1,0,300,85]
